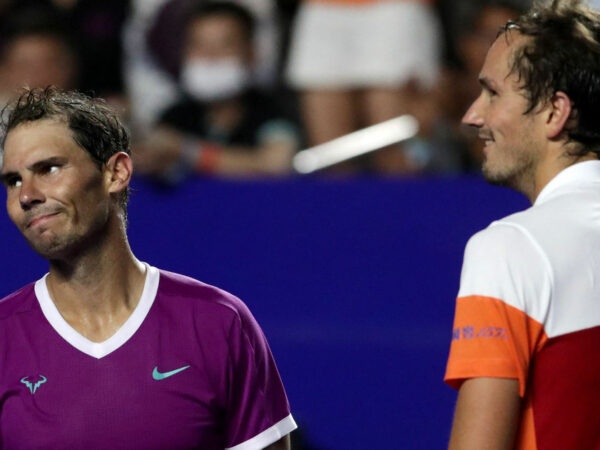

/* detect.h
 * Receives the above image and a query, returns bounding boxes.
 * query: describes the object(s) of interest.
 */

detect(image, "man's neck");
[523,144,598,203]
[45,234,146,343]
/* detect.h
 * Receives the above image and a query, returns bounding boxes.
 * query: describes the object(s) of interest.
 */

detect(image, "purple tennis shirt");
[0,265,296,449]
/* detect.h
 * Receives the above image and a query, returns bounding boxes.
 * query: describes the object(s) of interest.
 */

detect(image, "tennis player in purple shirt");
[0,87,296,449]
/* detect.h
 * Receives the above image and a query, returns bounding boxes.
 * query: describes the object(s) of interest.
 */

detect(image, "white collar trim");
[35,263,160,359]
[535,160,600,206]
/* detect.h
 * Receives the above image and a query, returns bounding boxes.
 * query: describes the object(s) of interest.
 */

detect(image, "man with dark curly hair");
[0,87,295,450]
[445,1,600,448]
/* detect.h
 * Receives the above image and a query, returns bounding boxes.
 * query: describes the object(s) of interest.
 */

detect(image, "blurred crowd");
[0,0,574,183]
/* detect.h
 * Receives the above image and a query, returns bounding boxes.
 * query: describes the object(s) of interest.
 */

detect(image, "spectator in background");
[146,0,281,91]
[0,1,128,102]
[133,1,301,183]
[0,6,78,104]
[285,0,441,174]
[123,0,281,138]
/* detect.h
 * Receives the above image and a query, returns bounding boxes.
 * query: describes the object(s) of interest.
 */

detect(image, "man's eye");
[490,86,501,97]
[41,165,60,175]
[4,178,21,188]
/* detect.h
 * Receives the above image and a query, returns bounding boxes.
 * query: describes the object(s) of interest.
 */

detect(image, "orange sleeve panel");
[445,295,547,397]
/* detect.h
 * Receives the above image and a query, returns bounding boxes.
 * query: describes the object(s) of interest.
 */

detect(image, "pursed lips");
[25,211,60,229]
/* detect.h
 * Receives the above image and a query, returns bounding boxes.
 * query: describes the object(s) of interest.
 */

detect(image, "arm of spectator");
[448,377,521,450]
[132,122,298,180]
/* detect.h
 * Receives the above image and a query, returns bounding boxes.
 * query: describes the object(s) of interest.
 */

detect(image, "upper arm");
[224,302,296,449]
[446,224,551,394]
[448,377,521,450]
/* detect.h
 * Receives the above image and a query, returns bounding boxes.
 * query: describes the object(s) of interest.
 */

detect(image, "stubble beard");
[28,229,85,261]
[481,137,539,194]
[25,211,110,263]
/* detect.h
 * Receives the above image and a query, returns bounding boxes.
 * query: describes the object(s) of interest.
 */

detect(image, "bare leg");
[300,89,358,146]
[361,85,419,175]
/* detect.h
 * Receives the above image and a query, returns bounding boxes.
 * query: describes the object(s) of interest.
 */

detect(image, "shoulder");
[156,269,253,321]
[466,200,575,267]
[462,220,546,289]
[465,211,542,261]
[0,283,38,319]
[155,270,267,348]
[460,214,553,313]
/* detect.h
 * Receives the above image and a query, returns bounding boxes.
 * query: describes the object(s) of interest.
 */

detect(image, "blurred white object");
[293,115,419,174]
[122,0,178,134]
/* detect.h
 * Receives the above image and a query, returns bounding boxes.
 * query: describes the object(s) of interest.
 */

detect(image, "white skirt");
[286,0,442,89]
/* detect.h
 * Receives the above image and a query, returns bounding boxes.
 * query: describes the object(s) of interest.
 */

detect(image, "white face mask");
[181,58,250,102]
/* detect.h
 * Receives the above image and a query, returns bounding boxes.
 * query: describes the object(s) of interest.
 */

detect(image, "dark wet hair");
[501,0,600,155]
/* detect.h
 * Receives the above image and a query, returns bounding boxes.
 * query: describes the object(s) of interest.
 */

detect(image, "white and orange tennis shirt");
[445,160,600,450]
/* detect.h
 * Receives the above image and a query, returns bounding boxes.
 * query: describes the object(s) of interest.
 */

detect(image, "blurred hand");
[256,140,294,175]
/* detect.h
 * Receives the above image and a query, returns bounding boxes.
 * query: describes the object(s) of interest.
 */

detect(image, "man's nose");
[462,94,485,128]
[19,178,44,210]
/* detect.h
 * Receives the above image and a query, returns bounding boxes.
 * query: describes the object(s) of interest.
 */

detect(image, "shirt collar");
[535,160,600,206]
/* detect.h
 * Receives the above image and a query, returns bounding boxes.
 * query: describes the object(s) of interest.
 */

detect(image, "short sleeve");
[224,301,297,450]
[445,222,552,396]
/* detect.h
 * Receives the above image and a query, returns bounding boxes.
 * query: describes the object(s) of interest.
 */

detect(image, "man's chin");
[26,238,68,261]
[483,172,509,187]
[482,163,512,187]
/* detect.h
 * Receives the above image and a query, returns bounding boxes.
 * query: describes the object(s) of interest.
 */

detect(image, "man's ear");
[545,91,573,139]
[105,152,133,195]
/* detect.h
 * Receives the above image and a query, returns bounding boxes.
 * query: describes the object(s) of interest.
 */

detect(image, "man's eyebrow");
[28,156,67,171]
[0,156,67,184]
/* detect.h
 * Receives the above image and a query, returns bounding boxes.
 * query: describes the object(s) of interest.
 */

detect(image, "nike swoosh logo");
[152,365,191,380]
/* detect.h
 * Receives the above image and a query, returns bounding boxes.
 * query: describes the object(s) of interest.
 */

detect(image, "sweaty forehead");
[1,120,80,169]
[5,118,71,140]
